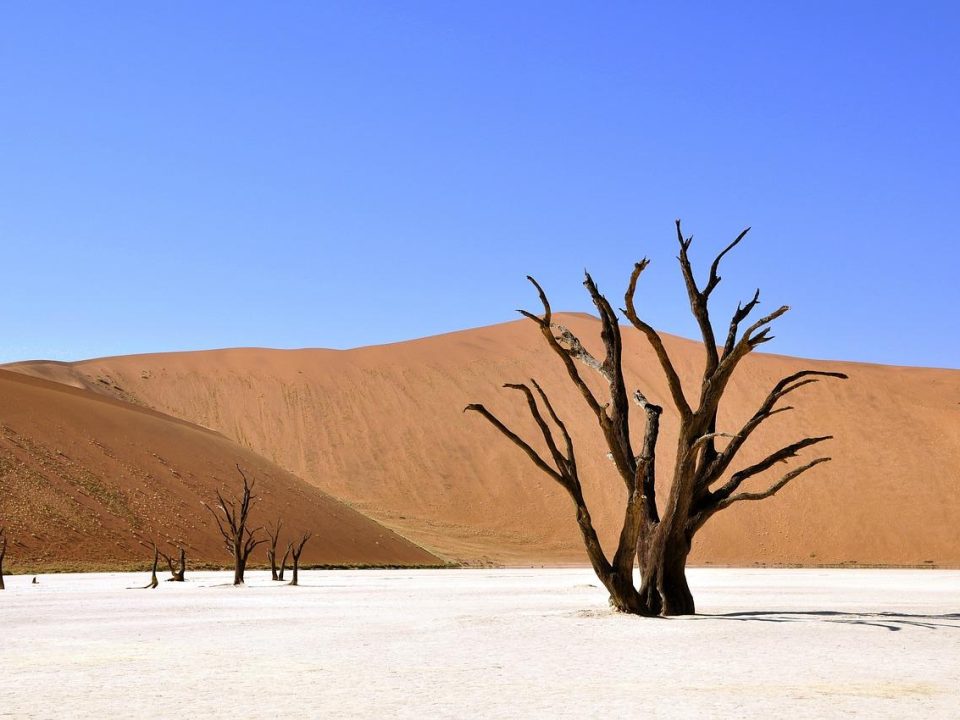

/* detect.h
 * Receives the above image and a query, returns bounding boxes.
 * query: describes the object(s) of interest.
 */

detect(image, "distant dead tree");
[289,531,312,586]
[266,517,284,581]
[0,526,7,590]
[158,545,187,582]
[142,543,160,589]
[466,221,847,616]
[277,541,292,581]
[203,466,266,585]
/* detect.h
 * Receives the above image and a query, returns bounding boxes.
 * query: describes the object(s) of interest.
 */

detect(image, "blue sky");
[1,2,957,367]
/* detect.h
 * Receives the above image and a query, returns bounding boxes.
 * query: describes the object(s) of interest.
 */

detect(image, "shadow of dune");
[698,610,960,632]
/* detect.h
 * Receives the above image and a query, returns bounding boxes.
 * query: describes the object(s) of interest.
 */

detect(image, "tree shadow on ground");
[698,610,960,632]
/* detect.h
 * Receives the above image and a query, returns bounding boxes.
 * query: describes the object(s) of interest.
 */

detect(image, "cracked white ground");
[1,568,958,718]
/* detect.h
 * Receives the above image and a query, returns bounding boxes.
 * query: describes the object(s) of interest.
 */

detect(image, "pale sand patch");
[1,568,958,718]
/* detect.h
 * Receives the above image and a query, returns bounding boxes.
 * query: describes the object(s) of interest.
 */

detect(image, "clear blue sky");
[2,2,957,367]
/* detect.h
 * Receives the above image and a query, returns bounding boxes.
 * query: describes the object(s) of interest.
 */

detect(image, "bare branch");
[530,379,577,474]
[674,219,720,374]
[716,457,832,510]
[519,277,606,420]
[710,304,792,396]
[699,370,848,488]
[739,305,789,350]
[583,270,638,487]
[202,501,231,551]
[464,403,567,486]
[582,271,623,381]
[690,432,736,453]
[553,323,606,379]
[711,435,833,504]
[504,382,568,475]
[293,531,313,556]
[705,226,751,297]
[157,545,186,581]
[723,288,761,356]
[622,259,692,417]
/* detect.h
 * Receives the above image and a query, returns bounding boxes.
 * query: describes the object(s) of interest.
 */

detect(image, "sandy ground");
[1,568,958,718]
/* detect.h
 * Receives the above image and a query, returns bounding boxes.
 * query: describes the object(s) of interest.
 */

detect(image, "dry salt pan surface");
[1,568,958,719]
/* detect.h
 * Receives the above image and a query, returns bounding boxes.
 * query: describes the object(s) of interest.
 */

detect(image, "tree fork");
[203,466,266,586]
[159,546,187,582]
[289,531,312,587]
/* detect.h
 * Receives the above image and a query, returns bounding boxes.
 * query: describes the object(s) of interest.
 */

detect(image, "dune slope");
[7,314,960,566]
[0,370,440,571]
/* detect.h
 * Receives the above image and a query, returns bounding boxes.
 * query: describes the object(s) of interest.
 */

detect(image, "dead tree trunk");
[159,546,187,582]
[278,542,292,581]
[143,544,159,589]
[467,220,847,616]
[289,531,312,587]
[0,527,7,591]
[266,518,284,581]
[203,466,266,586]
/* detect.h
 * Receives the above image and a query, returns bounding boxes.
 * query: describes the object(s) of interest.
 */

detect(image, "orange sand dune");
[0,369,440,571]
[7,314,960,567]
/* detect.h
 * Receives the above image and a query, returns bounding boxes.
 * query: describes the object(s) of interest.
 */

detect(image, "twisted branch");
[715,457,832,510]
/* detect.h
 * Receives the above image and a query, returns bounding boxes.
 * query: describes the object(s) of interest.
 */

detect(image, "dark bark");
[143,544,159,589]
[467,220,847,616]
[266,518,284,581]
[289,531,312,586]
[203,466,266,586]
[278,542,291,581]
[0,527,6,591]
[159,546,187,582]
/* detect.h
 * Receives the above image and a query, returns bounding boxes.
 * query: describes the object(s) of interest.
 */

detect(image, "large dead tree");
[288,531,312,587]
[203,466,266,586]
[466,221,847,616]
[0,526,7,591]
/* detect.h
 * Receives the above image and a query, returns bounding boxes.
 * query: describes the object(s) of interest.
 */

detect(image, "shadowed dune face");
[7,314,960,567]
[0,370,440,571]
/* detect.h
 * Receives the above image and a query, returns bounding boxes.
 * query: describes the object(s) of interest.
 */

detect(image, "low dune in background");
[0,370,440,571]
[6,314,960,567]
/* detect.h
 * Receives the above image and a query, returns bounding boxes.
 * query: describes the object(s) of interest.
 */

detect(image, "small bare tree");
[0,526,7,591]
[142,543,159,589]
[467,221,847,616]
[158,545,187,582]
[289,531,312,587]
[266,517,284,581]
[278,541,292,581]
[203,466,266,586]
